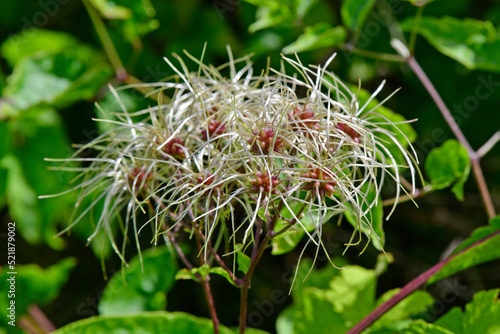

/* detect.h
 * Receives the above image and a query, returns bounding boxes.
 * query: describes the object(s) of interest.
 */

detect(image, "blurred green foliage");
[1,0,500,333]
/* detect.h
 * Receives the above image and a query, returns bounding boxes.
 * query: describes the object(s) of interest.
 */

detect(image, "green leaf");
[2,53,112,115]
[89,0,159,42]
[294,287,349,333]
[353,85,417,166]
[293,0,318,21]
[282,23,347,54]
[236,250,251,274]
[0,121,9,206]
[53,311,234,334]
[175,264,237,287]
[0,29,99,67]
[341,0,376,31]
[98,246,177,315]
[401,16,500,72]
[344,182,384,251]
[371,289,434,330]
[403,320,455,334]
[245,1,292,33]
[0,258,76,327]
[0,155,42,245]
[270,202,334,255]
[94,88,151,134]
[290,265,377,333]
[276,306,294,334]
[428,216,500,284]
[13,108,76,246]
[425,139,471,200]
[435,289,500,334]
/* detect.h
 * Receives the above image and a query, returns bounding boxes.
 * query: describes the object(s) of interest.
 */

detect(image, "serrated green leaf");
[403,320,455,334]
[401,16,500,72]
[98,246,177,315]
[344,182,384,251]
[53,311,234,334]
[2,53,112,115]
[89,0,159,42]
[326,266,377,322]
[425,139,470,200]
[341,0,376,31]
[0,29,100,67]
[435,289,500,334]
[0,258,76,327]
[288,264,376,333]
[371,289,434,330]
[428,216,500,284]
[282,23,347,54]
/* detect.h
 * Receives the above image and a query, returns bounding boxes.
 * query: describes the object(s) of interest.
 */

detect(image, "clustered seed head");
[160,137,186,160]
[336,122,361,143]
[249,127,284,154]
[201,120,225,141]
[289,105,319,133]
[250,171,280,194]
[301,166,337,198]
[48,50,417,261]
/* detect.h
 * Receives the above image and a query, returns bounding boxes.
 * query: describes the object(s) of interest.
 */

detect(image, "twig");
[382,185,433,207]
[406,56,496,218]
[82,0,126,80]
[347,229,500,334]
[408,6,424,55]
[19,316,45,334]
[28,305,56,332]
[202,279,220,334]
[238,231,272,334]
[342,44,405,62]
[477,131,500,158]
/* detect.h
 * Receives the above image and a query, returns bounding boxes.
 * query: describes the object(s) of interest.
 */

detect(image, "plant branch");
[239,231,273,334]
[478,131,500,158]
[382,185,433,207]
[202,278,220,334]
[343,44,405,62]
[28,305,56,333]
[406,55,496,218]
[408,5,424,55]
[347,229,500,334]
[82,0,127,80]
[195,225,221,334]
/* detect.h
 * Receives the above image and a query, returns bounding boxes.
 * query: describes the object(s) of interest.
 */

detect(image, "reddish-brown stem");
[195,225,221,334]
[202,279,220,334]
[347,229,500,334]
[238,234,271,334]
[407,55,496,219]
[28,305,56,332]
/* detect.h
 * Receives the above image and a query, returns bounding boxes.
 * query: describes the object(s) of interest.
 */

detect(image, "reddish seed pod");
[128,166,153,191]
[250,171,280,194]
[336,122,361,143]
[159,137,186,160]
[201,120,226,141]
[249,127,284,154]
[289,105,319,133]
[301,166,337,198]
